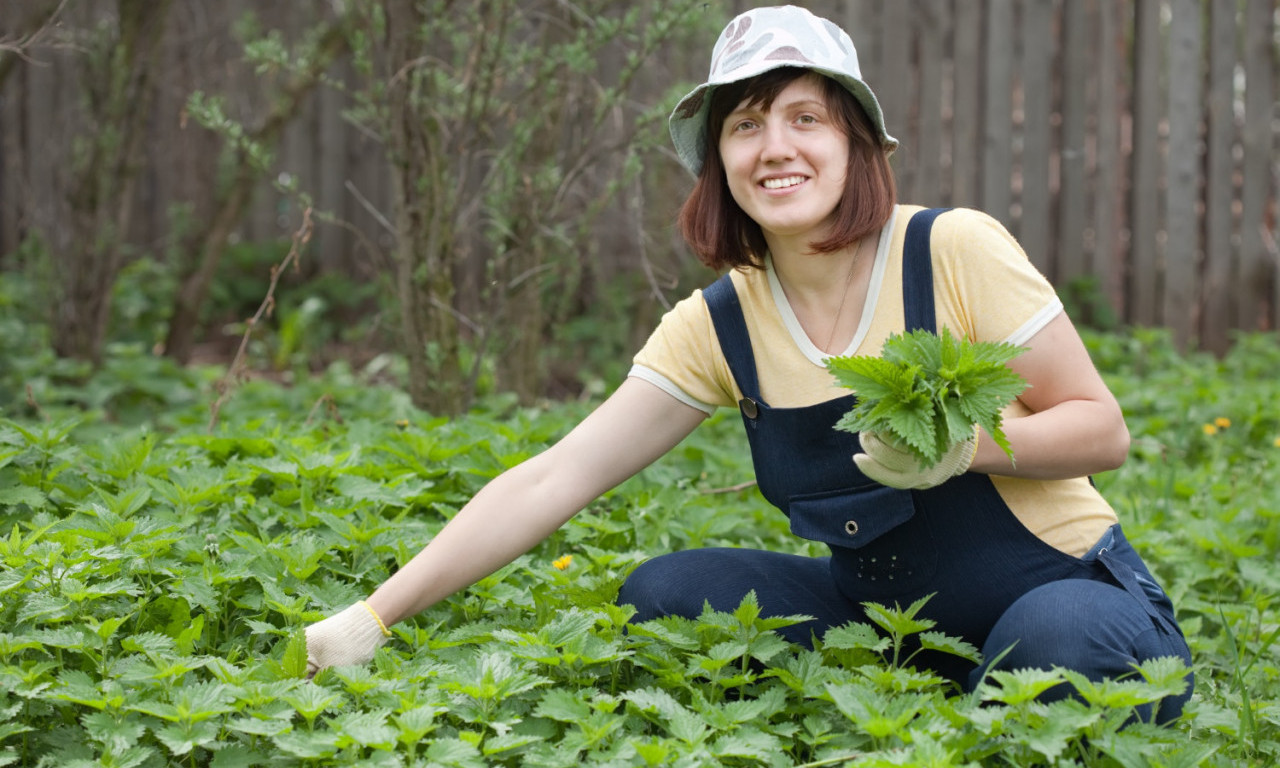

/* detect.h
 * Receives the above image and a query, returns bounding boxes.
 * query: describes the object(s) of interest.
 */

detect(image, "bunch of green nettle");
[826,328,1027,467]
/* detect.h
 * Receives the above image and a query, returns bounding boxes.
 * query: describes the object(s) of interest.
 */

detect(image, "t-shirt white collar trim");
[765,205,899,366]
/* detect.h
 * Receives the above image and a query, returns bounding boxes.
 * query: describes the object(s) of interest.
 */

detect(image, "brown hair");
[677,68,897,271]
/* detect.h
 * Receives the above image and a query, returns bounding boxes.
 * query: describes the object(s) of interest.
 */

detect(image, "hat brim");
[669,62,899,176]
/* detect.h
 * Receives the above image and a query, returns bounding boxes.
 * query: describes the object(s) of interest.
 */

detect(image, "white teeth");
[762,176,805,190]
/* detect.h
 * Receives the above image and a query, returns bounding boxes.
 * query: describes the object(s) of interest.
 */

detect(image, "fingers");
[859,431,918,473]
[854,450,911,489]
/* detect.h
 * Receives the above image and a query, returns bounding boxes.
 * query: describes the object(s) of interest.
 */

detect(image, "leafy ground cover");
[0,329,1277,767]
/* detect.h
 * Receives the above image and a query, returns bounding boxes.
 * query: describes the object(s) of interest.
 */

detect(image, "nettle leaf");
[424,737,485,768]
[764,651,842,696]
[823,681,928,739]
[711,729,785,762]
[282,630,309,679]
[979,667,1066,706]
[395,705,446,743]
[827,327,1026,467]
[331,708,397,749]
[79,710,147,754]
[917,631,982,665]
[820,622,890,654]
[331,474,412,508]
[861,597,936,638]
[121,631,177,658]
[0,485,47,510]
[623,688,708,746]
[273,729,342,760]
[534,688,592,722]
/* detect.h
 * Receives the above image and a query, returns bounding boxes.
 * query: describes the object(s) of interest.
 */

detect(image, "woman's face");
[717,73,849,246]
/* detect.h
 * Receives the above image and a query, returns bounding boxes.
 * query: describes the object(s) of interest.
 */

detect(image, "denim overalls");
[620,208,1192,721]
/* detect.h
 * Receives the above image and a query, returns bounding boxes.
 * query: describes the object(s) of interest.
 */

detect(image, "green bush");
[0,329,1275,766]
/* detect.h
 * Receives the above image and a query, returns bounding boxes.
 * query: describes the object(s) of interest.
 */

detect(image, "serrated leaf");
[0,486,47,509]
[281,630,308,679]
[422,738,485,768]
[154,720,220,755]
[332,708,396,749]
[820,622,890,653]
[121,632,176,658]
[828,327,1026,467]
[711,729,784,760]
[917,631,982,664]
[273,729,341,759]
[534,688,592,722]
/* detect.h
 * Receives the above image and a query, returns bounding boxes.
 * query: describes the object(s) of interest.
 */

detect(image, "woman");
[306,5,1191,722]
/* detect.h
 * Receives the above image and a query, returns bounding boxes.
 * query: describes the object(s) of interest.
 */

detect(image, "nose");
[759,121,795,163]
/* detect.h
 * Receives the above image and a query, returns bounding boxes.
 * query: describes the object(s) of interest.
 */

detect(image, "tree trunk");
[52,0,172,364]
[378,0,465,413]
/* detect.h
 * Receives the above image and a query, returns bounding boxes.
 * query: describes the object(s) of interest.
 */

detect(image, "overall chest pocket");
[788,484,917,549]
[788,484,938,595]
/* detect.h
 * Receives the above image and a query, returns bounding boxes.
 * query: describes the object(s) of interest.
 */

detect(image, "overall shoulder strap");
[902,207,951,334]
[702,273,765,407]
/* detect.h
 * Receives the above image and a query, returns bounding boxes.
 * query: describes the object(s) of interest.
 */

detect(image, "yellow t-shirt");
[630,205,1117,557]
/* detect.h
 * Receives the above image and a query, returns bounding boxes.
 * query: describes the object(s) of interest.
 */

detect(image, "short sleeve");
[630,289,739,413]
[929,209,1063,346]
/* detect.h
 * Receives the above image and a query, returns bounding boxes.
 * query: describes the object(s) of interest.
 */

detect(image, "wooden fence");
[1,0,1277,353]
[811,0,1278,351]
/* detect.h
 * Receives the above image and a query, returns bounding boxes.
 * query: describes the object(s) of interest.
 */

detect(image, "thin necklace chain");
[823,238,862,354]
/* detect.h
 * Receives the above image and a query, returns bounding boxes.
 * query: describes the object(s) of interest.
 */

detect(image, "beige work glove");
[305,601,391,677]
[854,429,978,490]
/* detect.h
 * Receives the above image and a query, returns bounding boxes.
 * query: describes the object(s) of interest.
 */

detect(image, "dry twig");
[207,207,314,432]
[699,479,758,495]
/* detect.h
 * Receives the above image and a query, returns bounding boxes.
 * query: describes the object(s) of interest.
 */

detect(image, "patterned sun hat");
[669,5,898,176]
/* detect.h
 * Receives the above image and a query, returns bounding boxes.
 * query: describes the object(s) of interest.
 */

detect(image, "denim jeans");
[619,527,1193,724]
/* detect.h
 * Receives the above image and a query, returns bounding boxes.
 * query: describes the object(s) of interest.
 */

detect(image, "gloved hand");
[854,429,977,490]
[305,601,392,677]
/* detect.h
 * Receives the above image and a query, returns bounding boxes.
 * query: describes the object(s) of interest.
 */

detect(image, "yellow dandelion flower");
[396,419,410,428]
[1202,424,1218,436]
[1214,417,1231,429]
[1273,436,1280,448]
[553,555,573,571]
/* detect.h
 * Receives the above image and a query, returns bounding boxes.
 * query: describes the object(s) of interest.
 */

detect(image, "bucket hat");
[669,5,898,176]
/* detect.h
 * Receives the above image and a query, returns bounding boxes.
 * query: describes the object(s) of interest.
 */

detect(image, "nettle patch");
[1,329,1278,766]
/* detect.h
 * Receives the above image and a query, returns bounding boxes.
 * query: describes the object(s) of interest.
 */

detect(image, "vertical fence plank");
[1093,0,1125,316]
[981,0,1014,225]
[1129,0,1163,326]
[24,41,60,243]
[842,0,881,85]
[1020,0,1054,273]
[1056,0,1089,287]
[232,0,280,244]
[915,0,946,203]
[951,0,983,207]
[1239,0,1277,331]
[0,74,23,256]
[1164,0,1202,347]
[316,60,347,270]
[880,1,914,198]
[1202,0,1238,351]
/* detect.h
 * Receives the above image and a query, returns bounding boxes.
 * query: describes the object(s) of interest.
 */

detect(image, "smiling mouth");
[761,175,806,190]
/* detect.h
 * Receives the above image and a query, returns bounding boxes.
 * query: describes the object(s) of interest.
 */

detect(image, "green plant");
[0,329,1276,766]
[826,327,1026,466]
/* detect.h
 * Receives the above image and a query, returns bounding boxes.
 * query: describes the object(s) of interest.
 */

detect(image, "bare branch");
[0,0,70,86]
[207,207,315,432]
[344,179,396,239]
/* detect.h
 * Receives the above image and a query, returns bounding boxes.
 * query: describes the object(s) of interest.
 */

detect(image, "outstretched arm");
[305,377,708,673]
[367,377,707,625]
